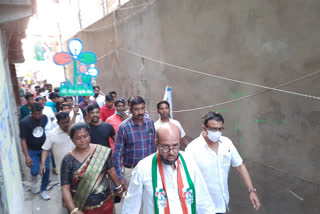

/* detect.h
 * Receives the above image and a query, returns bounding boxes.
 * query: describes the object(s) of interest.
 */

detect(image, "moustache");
[138,114,144,117]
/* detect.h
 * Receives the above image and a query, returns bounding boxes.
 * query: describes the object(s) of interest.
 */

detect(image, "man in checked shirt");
[113,96,156,191]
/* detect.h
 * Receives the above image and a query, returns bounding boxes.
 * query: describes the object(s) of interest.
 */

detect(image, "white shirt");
[42,106,55,134]
[90,94,105,108]
[185,135,243,213]
[122,151,215,214]
[69,109,84,123]
[154,118,186,138]
[42,126,75,174]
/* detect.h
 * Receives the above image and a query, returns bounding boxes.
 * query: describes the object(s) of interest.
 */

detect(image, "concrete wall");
[0,31,24,214]
[69,0,320,213]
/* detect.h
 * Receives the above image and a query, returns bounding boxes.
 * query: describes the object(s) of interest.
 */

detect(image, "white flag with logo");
[163,86,173,119]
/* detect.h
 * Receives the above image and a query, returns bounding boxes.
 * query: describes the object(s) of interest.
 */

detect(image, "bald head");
[156,122,181,145]
[156,123,181,165]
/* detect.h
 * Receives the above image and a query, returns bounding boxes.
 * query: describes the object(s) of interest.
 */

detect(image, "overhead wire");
[120,47,320,108]
[87,0,320,186]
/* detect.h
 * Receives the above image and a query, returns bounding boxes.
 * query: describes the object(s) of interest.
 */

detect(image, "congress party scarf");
[152,152,196,214]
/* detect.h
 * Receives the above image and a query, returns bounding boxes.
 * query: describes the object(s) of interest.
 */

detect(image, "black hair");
[115,98,126,107]
[35,85,40,89]
[93,85,100,90]
[130,96,145,108]
[47,83,52,87]
[39,88,45,92]
[109,91,117,96]
[202,111,224,127]
[87,103,100,113]
[63,96,73,102]
[35,96,44,102]
[61,102,72,109]
[105,94,113,102]
[70,122,89,140]
[56,111,69,122]
[82,108,88,116]
[127,96,134,105]
[157,100,170,110]
[49,92,59,100]
[31,103,43,112]
[54,87,60,93]
[25,93,34,100]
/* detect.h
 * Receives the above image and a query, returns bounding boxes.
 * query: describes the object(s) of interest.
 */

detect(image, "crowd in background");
[18,82,261,214]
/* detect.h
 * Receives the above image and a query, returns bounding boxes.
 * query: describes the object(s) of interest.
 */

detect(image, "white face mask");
[207,130,222,143]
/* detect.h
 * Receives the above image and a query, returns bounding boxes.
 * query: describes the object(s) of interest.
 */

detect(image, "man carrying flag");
[122,123,215,214]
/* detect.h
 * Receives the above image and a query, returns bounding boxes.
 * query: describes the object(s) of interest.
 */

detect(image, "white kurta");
[90,94,105,108]
[122,151,216,214]
[185,135,243,213]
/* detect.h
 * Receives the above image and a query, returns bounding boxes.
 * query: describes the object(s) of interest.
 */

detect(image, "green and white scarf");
[151,152,196,214]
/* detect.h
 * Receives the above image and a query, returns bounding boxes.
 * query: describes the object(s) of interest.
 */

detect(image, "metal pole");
[101,0,106,16]
[78,0,82,30]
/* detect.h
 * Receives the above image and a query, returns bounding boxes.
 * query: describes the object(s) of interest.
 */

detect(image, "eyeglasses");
[207,127,224,132]
[158,144,180,153]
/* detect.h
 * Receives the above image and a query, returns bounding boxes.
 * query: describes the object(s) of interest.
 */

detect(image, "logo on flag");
[155,188,167,207]
[183,187,194,205]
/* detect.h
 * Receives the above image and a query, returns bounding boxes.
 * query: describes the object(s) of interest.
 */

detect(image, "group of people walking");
[19,84,261,214]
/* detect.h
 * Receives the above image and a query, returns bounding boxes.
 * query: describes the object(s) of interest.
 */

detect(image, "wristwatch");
[248,188,257,193]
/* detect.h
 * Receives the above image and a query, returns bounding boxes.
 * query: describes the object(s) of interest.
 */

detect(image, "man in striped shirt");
[113,96,156,191]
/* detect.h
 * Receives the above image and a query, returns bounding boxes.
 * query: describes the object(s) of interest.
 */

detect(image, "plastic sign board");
[53,38,99,96]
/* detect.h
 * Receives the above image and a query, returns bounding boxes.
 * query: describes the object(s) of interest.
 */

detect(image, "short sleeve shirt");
[42,126,75,173]
[185,135,243,213]
[88,122,115,148]
[19,115,48,150]
[99,105,115,121]
[154,118,186,138]
[19,105,31,121]
[90,95,105,108]
[60,151,113,207]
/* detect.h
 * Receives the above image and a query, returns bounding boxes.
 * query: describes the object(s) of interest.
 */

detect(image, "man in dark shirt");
[19,93,34,121]
[20,103,51,200]
[87,103,115,148]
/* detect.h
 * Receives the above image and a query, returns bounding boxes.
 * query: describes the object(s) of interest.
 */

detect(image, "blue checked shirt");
[113,116,156,179]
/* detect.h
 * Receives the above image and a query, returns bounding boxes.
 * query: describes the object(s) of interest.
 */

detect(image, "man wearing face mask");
[185,111,261,214]
[122,122,215,214]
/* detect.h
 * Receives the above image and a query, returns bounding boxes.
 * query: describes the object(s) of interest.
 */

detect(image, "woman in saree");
[61,123,124,214]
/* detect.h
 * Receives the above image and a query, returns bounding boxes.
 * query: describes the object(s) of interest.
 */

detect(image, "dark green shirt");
[19,105,30,121]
